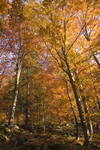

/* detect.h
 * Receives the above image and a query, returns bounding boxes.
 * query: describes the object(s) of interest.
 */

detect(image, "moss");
[5,127,11,133]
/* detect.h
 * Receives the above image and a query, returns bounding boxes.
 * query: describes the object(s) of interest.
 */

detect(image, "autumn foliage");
[0,0,100,148]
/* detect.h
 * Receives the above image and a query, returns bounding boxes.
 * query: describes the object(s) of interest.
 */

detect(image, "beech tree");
[25,0,100,146]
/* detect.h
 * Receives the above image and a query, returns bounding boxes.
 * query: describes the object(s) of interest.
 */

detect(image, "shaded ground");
[0,124,100,150]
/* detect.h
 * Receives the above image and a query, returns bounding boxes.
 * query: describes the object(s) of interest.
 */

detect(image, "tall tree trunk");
[63,23,92,143]
[25,80,31,127]
[8,48,22,128]
[82,96,93,134]
[37,97,41,127]
[75,71,93,134]
[65,80,79,140]
[39,101,41,127]
[44,19,95,147]
[43,99,46,132]
[65,60,94,146]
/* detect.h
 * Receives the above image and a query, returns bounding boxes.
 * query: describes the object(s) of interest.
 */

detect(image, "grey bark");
[65,79,79,140]
[74,71,93,134]
[8,48,22,128]
[65,59,93,146]
[82,96,93,134]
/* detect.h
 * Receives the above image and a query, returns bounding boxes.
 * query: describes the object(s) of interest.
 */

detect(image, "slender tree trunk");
[63,23,92,143]
[37,97,41,127]
[65,80,79,140]
[82,96,93,134]
[43,99,46,132]
[25,80,31,127]
[65,60,94,146]
[37,98,38,123]
[8,48,22,128]
[39,102,41,127]
[19,92,23,113]
[75,71,93,134]
[57,102,60,123]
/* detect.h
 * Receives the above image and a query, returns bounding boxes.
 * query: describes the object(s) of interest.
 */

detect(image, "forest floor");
[0,124,100,150]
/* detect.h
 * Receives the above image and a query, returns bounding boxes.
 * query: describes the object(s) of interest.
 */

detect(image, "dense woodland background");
[0,0,100,149]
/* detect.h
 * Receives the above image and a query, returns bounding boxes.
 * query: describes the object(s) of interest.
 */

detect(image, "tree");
[8,0,26,127]
[65,79,79,140]
[26,0,100,146]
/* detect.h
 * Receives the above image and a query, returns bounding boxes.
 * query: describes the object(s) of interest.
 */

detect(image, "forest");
[0,0,100,149]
